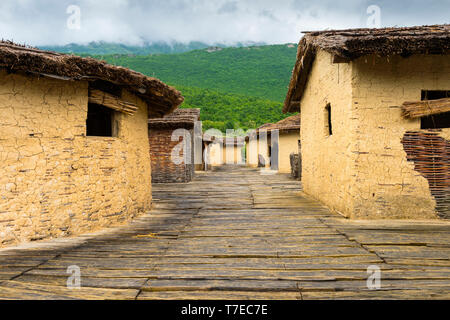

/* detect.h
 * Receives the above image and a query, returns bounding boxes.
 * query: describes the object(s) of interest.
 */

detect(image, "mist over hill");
[40,41,266,55]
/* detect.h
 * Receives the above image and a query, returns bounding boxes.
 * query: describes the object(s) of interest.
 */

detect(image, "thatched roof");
[258,123,274,130]
[149,108,200,129]
[258,114,300,133]
[0,41,184,117]
[284,25,450,113]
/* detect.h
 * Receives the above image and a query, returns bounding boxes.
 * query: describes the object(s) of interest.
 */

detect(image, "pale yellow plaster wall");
[278,131,300,173]
[209,142,223,166]
[246,135,268,168]
[300,49,356,217]
[0,71,152,247]
[209,142,244,166]
[257,133,270,168]
[247,131,298,172]
[223,145,244,165]
[351,54,449,219]
[246,138,258,167]
[300,50,449,220]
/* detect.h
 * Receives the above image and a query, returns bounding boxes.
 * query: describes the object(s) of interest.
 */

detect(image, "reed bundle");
[89,89,138,115]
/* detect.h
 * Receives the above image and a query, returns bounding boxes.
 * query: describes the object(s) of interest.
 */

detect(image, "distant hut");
[209,137,245,166]
[247,115,300,173]
[148,109,200,183]
[246,123,272,169]
[283,25,450,219]
[0,41,183,247]
[201,134,216,171]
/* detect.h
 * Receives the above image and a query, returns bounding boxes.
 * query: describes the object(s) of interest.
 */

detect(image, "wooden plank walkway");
[0,166,449,300]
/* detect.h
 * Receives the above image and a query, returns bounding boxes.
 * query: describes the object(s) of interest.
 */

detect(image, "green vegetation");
[96,44,297,102]
[176,86,294,132]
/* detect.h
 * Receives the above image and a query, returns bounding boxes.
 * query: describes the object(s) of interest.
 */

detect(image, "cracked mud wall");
[0,70,152,247]
[300,49,356,217]
[299,51,449,219]
[351,54,450,219]
[278,132,300,174]
[246,138,259,168]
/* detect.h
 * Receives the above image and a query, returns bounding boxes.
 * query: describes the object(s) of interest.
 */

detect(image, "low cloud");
[0,0,448,46]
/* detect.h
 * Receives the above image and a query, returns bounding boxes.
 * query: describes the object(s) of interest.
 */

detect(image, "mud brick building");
[0,41,183,247]
[209,137,245,167]
[201,134,215,171]
[247,114,300,173]
[149,109,200,183]
[284,25,449,220]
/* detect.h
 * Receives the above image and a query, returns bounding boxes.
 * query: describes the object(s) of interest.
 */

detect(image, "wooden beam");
[402,98,450,119]
[146,100,175,118]
[332,55,351,64]
[89,89,138,115]
[289,101,301,111]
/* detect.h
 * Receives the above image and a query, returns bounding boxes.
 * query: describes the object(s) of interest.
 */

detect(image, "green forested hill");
[96,44,297,102]
[74,44,298,130]
[177,86,292,132]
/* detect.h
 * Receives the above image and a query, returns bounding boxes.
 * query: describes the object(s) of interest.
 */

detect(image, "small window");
[421,112,450,129]
[325,103,333,136]
[86,103,117,137]
[421,90,449,101]
[420,90,450,129]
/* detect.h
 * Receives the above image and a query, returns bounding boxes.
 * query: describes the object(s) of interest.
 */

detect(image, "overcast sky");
[0,0,449,46]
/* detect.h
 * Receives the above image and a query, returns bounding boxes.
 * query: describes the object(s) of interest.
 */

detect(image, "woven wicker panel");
[402,131,449,218]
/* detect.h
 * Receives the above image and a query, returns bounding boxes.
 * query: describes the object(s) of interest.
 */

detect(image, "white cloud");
[0,0,448,46]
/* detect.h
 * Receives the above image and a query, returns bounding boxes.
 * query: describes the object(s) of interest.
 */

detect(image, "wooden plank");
[13,274,147,290]
[302,289,450,300]
[138,291,301,300]
[143,279,299,292]
[0,165,449,300]
[0,281,138,300]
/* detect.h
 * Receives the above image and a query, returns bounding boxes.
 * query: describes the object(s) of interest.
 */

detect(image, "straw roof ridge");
[149,108,200,128]
[258,114,300,132]
[0,41,184,116]
[283,25,450,113]
[258,123,274,130]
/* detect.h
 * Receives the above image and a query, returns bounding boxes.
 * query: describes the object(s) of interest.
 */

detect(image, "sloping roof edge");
[0,41,184,117]
[149,108,200,128]
[257,114,300,133]
[283,25,450,114]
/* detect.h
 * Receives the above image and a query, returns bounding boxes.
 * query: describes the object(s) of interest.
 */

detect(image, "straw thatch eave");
[0,41,184,117]
[149,108,200,129]
[283,25,450,114]
[256,114,300,135]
